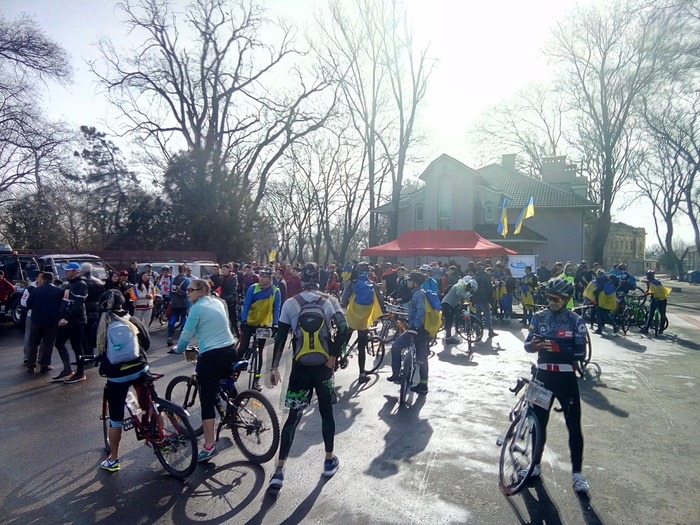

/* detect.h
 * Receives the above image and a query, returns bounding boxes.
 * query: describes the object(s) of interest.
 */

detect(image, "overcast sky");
[3,0,690,244]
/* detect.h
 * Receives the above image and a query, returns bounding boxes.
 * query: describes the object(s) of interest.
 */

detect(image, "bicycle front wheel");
[165,375,203,436]
[229,390,280,463]
[499,411,542,495]
[152,403,198,478]
[102,392,111,454]
[620,307,632,334]
[247,348,260,390]
[365,335,386,373]
[399,348,415,409]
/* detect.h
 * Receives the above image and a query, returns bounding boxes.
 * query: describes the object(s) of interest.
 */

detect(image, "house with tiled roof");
[372,153,599,267]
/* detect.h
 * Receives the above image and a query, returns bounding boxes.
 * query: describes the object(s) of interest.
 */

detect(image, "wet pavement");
[1,281,699,525]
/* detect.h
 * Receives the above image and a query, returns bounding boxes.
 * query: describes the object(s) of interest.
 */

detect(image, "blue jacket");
[27,282,64,326]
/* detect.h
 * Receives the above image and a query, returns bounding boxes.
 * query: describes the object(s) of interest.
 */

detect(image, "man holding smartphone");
[523,278,591,493]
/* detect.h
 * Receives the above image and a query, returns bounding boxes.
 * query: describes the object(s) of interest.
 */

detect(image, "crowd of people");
[17,254,670,496]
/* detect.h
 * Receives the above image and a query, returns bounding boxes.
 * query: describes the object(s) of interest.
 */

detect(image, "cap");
[119,270,129,276]
[62,262,81,271]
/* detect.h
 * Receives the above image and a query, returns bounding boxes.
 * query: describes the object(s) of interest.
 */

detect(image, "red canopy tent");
[360,230,517,257]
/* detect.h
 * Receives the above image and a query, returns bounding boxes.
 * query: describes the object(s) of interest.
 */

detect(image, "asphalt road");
[1,282,699,525]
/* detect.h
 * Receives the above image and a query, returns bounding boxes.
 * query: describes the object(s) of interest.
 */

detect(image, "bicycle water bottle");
[126,391,142,416]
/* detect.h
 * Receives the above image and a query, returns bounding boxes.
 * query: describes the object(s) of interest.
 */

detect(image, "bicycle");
[335,330,386,375]
[99,369,198,478]
[398,334,417,409]
[647,295,669,336]
[375,303,408,343]
[240,326,273,390]
[149,296,170,327]
[164,349,280,463]
[496,370,551,495]
[453,303,484,357]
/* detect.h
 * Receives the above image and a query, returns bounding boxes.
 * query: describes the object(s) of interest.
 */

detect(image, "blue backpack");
[106,316,140,364]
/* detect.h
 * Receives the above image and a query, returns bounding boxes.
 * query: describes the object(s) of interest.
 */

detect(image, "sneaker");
[197,443,218,462]
[268,470,284,494]
[100,458,120,472]
[323,455,340,477]
[613,325,620,334]
[593,329,603,335]
[251,381,262,392]
[386,375,401,384]
[358,372,370,384]
[39,366,54,373]
[572,472,590,492]
[445,336,461,345]
[518,464,541,479]
[411,382,428,395]
[52,370,73,382]
[488,331,498,338]
[64,374,86,384]
[166,338,174,346]
[27,366,36,373]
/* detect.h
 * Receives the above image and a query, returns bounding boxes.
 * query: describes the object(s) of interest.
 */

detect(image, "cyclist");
[96,289,150,472]
[419,264,438,293]
[219,263,240,335]
[523,278,590,493]
[617,263,637,294]
[268,262,348,494]
[239,267,281,390]
[387,271,430,394]
[640,270,669,334]
[519,265,538,326]
[340,261,384,383]
[172,279,237,461]
[166,265,190,346]
[441,276,477,345]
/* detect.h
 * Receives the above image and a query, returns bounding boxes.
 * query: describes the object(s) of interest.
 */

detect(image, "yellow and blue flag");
[497,197,508,237]
[268,243,278,263]
[514,196,534,234]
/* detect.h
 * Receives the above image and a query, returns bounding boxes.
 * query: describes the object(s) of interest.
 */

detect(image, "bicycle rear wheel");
[398,347,415,409]
[499,411,542,495]
[365,335,386,373]
[152,402,198,478]
[228,390,280,463]
[620,307,632,334]
[247,347,261,390]
[634,304,648,329]
[165,375,203,436]
[101,392,111,454]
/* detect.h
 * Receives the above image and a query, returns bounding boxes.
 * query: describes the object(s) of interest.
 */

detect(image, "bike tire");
[499,411,542,495]
[620,307,632,334]
[102,392,111,454]
[634,304,648,329]
[165,375,203,436]
[228,390,280,464]
[365,335,386,374]
[399,348,415,409]
[151,402,198,478]
[247,348,260,390]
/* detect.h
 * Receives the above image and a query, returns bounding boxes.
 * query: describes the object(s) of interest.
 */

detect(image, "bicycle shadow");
[504,478,606,525]
[579,374,629,419]
[657,332,700,351]
[435,344,477,366]
[364,394,432,479]
[607,335,647,353]
[246,475,330,525]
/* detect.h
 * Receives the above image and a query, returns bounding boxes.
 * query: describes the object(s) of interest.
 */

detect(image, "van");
[37,254,108,282]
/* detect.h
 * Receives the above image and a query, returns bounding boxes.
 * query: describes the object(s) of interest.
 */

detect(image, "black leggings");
[196,346,238,420]
[279,364,335,460]
[441,303,456,337]
[346,328,370,372]
[645,298,667,331]
[532,370,584,473]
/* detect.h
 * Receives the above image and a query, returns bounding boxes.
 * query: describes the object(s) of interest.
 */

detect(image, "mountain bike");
[496,370,550,495]
[453,303,484,357]
[335,330,386,374]
[376,303,408,343]
[165,349,280,463]
[149,296,170,327]
[99,370,198,478]
[397,334,418,409]
[240,326,273,390]
[647,296,669,336]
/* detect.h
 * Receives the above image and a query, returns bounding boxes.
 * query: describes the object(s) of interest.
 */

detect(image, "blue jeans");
[391,329,430,382]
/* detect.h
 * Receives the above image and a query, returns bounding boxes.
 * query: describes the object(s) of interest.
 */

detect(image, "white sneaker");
[518,464,540,479]
[572,472,590,492]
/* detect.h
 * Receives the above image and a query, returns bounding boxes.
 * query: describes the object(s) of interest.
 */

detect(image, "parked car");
[0,244,40,327]
[37,254,108,282]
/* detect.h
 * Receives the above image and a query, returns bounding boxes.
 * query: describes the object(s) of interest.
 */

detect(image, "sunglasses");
[546,295,565,303]
[187,288,200,293]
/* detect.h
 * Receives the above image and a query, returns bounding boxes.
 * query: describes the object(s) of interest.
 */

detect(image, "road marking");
[667,313,700,329]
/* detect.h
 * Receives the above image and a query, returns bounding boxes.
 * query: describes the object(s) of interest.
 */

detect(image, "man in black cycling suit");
[524,278,591,493]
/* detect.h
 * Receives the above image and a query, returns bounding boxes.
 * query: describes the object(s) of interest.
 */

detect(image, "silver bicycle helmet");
[545,278,574,298]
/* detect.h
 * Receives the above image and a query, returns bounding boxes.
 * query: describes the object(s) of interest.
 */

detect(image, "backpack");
[422,290,443,338]
[293,294,331,366]
[106,316,140,364]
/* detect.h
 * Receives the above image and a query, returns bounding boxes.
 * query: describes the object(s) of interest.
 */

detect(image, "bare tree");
[545,0,673,264]
[91,0,336,255]
[469,82,570,177]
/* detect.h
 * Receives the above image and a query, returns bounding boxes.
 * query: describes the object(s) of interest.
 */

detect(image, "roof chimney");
[501,154,517,171]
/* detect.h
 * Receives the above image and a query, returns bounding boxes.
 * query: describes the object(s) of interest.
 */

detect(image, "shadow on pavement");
[364,394,431,479]
[607,335,647,353]
[503,477,564,525]
[663,333,700,351]
[579,375,629,418]
[576,491,606,525]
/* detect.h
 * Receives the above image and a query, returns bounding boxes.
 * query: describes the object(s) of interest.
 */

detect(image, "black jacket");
[60,276,88,325]
[472,270,493,304]
[84,272,105,322]
[27,282,64,326]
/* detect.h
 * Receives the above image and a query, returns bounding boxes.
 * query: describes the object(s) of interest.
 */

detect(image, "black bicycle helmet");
[99,289,125,312]
[545,278,574,298]
[258,266,273,277]
[301,262,320,287]
[407,271,427,285]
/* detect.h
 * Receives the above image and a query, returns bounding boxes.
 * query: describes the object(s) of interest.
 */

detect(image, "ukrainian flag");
[268,243,278,263]
[346,280,383,330]
[514,196,534,234]
[497,197,508,237]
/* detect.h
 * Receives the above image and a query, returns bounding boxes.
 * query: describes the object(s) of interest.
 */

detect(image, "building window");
[485,201,494,222]
[437,176,452,229]
[415,203,424,227]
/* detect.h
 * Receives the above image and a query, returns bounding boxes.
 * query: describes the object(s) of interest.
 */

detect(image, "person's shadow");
[246,475,330,525]
[364,394,432,479]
